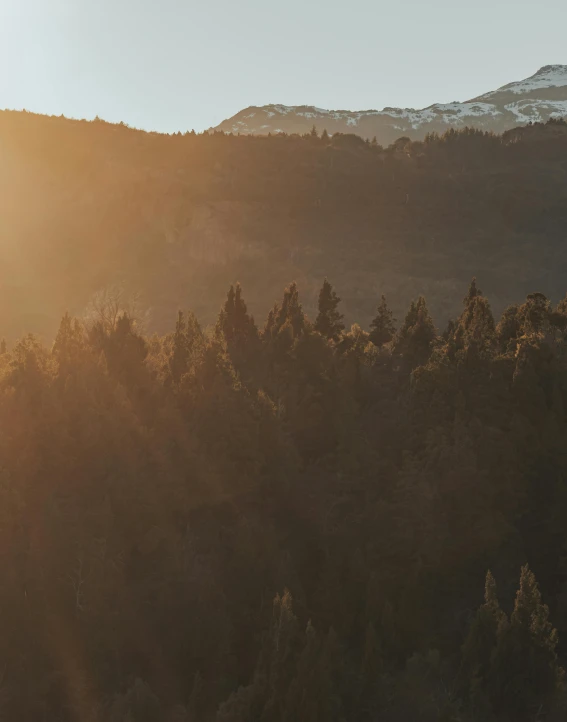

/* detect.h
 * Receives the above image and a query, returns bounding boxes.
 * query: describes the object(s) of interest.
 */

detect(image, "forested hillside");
[2,277,567,720]
[1,109,567,341]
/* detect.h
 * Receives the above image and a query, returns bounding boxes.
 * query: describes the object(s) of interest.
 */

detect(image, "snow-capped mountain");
[213,65,567,144]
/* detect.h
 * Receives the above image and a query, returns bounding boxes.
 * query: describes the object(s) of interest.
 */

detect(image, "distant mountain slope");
[1,109,567,342]
[213,65,567,144]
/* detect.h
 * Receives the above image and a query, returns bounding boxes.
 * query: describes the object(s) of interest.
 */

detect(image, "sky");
[0,0,566,133]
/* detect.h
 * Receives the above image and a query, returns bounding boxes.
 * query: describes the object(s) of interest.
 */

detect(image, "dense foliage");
[2,110,567,340]
[2,277,567,720]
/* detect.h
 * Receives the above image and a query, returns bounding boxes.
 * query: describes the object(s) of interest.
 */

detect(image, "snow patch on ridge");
[505,98,567,123]
[479,65,567,99]
[216,66,567,136]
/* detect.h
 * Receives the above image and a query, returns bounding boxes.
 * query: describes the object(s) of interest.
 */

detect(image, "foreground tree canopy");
[1,277,567,720]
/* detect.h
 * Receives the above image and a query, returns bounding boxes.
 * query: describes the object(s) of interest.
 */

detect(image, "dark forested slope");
[1,110,567,341]
[2,278,567,721]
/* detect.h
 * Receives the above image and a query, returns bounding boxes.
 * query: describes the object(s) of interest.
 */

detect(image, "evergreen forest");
[2,275,567,721]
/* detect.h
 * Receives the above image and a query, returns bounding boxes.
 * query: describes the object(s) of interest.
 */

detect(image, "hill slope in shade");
[214,65,567,143]
[1,109,567,341]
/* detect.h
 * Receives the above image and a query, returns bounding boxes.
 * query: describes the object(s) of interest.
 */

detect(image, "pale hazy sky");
[1,0,565,133]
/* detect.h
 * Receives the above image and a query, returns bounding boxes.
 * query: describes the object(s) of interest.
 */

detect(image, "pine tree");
[399,300,418,335]
[315,278,344,342]
[496,304,521,349]
[267,282,306,341]
[337,323,372,394]
[369,295,396,347]
[469,297,495,344]
[459,278,483,332]
[263,304,278,339]
[107,313,148,384]
[452,281,495,359]
[489,565,566,720]
[216,283,257,345]
[310,124,318,138]
[216,283,259,376]
[282,620,320,722]
[395,296,436,371]
[282,282,306,337]
[166,310,204,386]
[264,590,300,718]
[0,338,6,355]
[218,590,301,722]
[282,623,343,722]
[461,571,505,691]
[463,277,481,307]
[321,128,329,142]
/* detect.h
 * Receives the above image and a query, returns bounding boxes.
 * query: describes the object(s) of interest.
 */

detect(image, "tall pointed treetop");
[369,295,396,347]
[315,278,344,342]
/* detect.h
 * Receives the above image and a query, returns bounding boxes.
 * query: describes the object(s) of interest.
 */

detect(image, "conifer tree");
[263,304,278,339]
[107,313,148,384]
[369,295,396,347]
[218,590,301,722]
[395,296,436,370]
[496,304,521,349]
[461,571,505,690]
[282,620,320,722]
[469,297,495,345]
[0,338,6,355]
[315,278,344,342]
[489,565,566,720]
[452,280,495,358]
[321,128,329,142]
[458,278,482,331]
[282,623,343,722]
[166,309,204,386]
[224,283,256,340]
[52,312,86,371]
[399,300,418,335]
[216,283,259,376]
[267,282,306,341]
[463,276,481,306]
[263,590,300,718]
[337,323,372,395]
